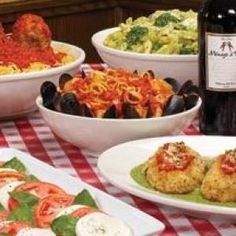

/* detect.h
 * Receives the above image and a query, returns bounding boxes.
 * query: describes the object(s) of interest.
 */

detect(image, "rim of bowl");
[0,41,86,82]
[91,27,198,62]
[36,96,202,122]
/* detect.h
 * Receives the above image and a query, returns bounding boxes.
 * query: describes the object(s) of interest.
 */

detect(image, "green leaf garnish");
[0,233,10,236]
[24,174,39,182]
[154,12,179,27]
[2,157,26,173]
[51,215,77,236]
[10,191,39,208]
[8,204,34,225]
[126,26,148,46]
[73,189,97,208]
[0,203,5,211]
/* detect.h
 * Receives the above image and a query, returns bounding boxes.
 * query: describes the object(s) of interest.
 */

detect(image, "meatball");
[201,149,236,202]
[143,142,206,194]
[12,14,52,48]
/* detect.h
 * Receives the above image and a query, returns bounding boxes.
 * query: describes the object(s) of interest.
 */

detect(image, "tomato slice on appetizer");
[0,221,29,235]
[0,210,9,221]
[35,194,74,228]
[9,182,66,210]
[0,171,25,188]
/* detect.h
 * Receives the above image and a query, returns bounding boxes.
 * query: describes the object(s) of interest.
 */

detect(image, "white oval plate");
[0,148,164,235]
[98,135,236,220]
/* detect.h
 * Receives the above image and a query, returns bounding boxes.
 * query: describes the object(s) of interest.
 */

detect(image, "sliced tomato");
[221,154,236,175]
[0,210,9,221]
[70,206,98,218]
[8,181,66,210]
[35,193,74,228]
[0,171,25,188]
[0,221,29,235]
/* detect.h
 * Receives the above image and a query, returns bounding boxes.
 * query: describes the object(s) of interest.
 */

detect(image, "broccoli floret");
[126,26,148,46]
[179,47,195,54]
[154,13,180,27]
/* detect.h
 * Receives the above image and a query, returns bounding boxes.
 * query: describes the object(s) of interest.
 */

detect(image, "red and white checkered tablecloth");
[0,64,235,236]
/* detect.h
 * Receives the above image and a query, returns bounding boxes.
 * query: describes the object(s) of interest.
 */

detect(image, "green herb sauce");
[130,164,236,208]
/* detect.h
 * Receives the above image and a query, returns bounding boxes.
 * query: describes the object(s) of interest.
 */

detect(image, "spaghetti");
[61,69,174,118]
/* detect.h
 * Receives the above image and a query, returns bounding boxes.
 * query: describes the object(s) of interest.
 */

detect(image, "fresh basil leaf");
[10,191,39,208]
[24,174,39,182]
[8,204,34,225]
[126,26,148,46]
[2,157,26,173]
[51,215,77,236]
[73,189,97,208]
[154,12,179,27]
[0,233,9,236]
[0,203,5,211]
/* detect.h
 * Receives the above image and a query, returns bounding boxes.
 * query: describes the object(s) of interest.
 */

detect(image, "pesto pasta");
[104,9,198,55]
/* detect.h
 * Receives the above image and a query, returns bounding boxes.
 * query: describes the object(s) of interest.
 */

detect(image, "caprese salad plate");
[0,148,164,236]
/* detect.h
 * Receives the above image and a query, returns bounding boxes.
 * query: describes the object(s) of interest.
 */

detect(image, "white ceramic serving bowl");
[36,96,202,157]
[0,41,85,119]
[92,27,198,84]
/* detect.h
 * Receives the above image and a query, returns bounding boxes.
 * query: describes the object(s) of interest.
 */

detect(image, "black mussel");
[40,81,57,110]
[185,93,199,110]
[163,77,181,93]
[163,95,185,116]
[147,70,155,78]
[52,92,61,112]
[81,70,86,79]
[178,80,193,95]
[59,73,73,90]
[103,105,117,118]
[80,103,93,117]
[60,93,80,115]
[122,103,141,119]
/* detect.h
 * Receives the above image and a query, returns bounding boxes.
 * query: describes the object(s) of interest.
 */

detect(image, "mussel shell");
[80,103,93,117]
[163,77,181,93]
[52,92,61,112]
[81,70,86,79]
[122,103,141,119]
[163,95,185,116]
[184,93,199,110]
[178,80,193,95]
[60,93,80,115]
[103,105,116,118]
[59,73,73,90]
[40,81,57,110]
[146,70,155,78]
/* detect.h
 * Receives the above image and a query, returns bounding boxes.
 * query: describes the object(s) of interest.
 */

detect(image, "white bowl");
[36,96,202,157]
[0,41,85,119]
[92,27,198,84]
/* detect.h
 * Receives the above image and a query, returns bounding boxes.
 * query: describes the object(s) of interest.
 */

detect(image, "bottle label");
[206,32,236,91]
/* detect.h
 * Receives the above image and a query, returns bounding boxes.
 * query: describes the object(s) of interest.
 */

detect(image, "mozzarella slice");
[0,220,12,227]
[0,181,25,210]
[16,228,56,236]
[75,212,133,236]
[56,204,88,218]
[0,168,17,172]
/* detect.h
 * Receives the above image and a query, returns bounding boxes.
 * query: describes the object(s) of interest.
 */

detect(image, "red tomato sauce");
[220,151,236,175]
[156,142,194,171]
[0,36,65,70]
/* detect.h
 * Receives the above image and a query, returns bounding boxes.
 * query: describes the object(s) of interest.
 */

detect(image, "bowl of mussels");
[36,68,201,156]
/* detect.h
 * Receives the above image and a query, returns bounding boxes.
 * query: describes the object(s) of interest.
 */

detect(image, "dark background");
[0,0,203,62]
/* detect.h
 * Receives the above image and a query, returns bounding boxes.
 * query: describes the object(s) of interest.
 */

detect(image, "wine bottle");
[199,0,236,135]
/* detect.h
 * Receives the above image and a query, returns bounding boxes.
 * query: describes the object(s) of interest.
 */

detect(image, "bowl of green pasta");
[92,9,198,84]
